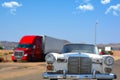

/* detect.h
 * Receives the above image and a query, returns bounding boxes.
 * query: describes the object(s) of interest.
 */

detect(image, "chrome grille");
[68,57,92,74]
[14,51,24,59]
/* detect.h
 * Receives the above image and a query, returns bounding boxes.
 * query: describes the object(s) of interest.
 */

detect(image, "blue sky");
[0,0,120,44]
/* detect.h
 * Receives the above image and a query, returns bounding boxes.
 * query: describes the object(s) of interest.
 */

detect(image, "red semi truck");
[11,35,69,62]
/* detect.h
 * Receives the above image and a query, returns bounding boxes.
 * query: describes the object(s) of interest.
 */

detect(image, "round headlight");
[104,56,114,66]
[45,54,55,63]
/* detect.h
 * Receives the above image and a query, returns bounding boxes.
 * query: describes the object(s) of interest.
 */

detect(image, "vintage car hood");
[51,52,102,60]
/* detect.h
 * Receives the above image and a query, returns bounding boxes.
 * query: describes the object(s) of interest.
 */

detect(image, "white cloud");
[105,4,120,16]
[1,1,22,15]
[77,4,94,11]
[2,1,22,8]
[101,0,111,4]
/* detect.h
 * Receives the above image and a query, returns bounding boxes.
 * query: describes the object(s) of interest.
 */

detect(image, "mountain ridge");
[0,41,18,50]
[0,41,120,50]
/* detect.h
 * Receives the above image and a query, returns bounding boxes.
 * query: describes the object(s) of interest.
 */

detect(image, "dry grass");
[0,50,119,61]
[112,50,120,60]
[0,50,13,62]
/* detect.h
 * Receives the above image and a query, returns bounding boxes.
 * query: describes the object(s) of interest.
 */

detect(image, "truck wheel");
[13,60,17,62]
[50,79,58,80]
[28,55,33,62]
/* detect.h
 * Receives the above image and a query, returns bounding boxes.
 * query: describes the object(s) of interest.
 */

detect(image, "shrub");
[9,52,13,54]
[4,53,8,55]
[0,57,4,62]
[108,51,113,55]
[0,46,3,50]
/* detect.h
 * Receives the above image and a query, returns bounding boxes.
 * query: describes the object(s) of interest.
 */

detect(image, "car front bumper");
[43,72,117,79]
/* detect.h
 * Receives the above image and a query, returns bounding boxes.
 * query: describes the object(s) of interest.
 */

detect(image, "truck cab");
[11,35,42,62]
[43,43,117,80]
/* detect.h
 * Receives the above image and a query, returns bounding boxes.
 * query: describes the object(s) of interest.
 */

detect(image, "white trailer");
[43,35,70,54]
[105,46,112,51]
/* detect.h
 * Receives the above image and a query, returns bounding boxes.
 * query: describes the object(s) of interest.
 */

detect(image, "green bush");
[0,46,3,50]
[4,53,8,55]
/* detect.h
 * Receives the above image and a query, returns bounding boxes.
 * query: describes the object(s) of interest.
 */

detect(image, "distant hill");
[0,41,18,50]
[0,41,120,50]
[97,43,120,49]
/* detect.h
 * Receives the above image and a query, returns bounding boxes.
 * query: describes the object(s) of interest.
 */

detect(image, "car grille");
[68,57,92,74]
[14,51,24,59]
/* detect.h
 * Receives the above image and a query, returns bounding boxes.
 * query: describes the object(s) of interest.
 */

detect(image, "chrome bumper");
[43,72,117,79]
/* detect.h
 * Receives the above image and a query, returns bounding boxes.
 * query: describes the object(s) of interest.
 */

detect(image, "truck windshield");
[17,44,33,48]
[62,44,97,54]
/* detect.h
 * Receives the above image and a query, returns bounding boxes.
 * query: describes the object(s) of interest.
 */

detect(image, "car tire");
[97,79,112,80]
[50,79,58,80]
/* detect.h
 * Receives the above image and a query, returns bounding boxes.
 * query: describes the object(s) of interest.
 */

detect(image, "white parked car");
[43,43,117,80]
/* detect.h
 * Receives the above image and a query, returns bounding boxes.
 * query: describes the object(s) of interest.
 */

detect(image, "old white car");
[43,43,117,80]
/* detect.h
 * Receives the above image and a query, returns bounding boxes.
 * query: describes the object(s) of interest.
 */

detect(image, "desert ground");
[0,62,45,80]
[0,50,120,80]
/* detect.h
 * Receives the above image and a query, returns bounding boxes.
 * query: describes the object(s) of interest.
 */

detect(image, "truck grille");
[68,57,92,74]
[14,51,24,59]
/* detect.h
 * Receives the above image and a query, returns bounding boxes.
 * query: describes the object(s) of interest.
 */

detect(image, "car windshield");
[62,44,96,54]
[17,44,33,48]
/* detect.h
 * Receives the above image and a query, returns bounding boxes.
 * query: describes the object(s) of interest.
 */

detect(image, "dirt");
[0,62,46,80]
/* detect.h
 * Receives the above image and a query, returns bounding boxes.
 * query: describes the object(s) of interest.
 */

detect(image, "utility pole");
[95,21,98,45]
